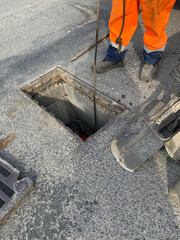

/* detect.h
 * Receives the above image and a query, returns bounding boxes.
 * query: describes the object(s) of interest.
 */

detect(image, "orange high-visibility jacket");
[109,0,176,52]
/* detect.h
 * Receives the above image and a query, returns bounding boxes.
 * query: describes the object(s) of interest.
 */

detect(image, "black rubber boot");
[92,45,127,74]
[139,64,158,82]
[171,63,180,82]
[92,58,126,74]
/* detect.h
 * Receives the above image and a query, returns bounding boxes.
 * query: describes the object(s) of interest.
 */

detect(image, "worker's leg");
[95,0,139,74]
[140,0,176,81]
[109,0,139,50]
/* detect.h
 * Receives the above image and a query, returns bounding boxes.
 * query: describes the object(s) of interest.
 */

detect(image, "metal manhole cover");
[0,158,34,225]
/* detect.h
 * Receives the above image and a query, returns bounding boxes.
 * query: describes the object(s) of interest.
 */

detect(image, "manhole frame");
[20,66,129,142]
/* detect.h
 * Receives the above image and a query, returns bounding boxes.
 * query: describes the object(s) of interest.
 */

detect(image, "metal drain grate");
[0,158,34,225]
[22,67,128,140]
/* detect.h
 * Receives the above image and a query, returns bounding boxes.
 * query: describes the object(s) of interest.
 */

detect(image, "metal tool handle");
[144,118,179,142]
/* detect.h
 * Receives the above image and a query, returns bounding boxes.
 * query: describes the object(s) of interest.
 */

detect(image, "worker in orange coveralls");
[95,0,176,81]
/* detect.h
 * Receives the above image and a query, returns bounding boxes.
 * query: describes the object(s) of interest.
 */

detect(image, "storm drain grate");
[22,67,128,140]
[0,158,34,225]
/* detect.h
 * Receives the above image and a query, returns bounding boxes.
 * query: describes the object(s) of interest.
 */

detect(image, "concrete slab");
[0,0,180,239]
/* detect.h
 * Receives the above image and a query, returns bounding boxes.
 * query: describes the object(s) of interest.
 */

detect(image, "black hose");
[116,0,126,53]
[93,0,100,132]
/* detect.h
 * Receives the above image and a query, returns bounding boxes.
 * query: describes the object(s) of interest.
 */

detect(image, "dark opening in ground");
[0,198,5,208]
[0,180,14,198]
[0,165,11,177]
[22,67,127,140]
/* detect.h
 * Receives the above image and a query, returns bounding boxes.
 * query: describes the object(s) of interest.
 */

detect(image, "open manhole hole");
[22,67,128,141]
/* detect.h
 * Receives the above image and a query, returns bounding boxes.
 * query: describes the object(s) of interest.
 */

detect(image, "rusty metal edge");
[0,184,35,225]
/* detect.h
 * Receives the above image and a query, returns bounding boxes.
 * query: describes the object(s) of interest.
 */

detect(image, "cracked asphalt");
[0,0,180,239]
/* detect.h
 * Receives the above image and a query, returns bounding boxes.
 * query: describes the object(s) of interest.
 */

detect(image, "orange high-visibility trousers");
[109,0,176,52]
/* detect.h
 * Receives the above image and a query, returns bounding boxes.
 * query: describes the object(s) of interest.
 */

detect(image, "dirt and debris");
[121,94,126,99]
[148,84,155,89]
[0,134,16,149]
[66,121,88,141]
